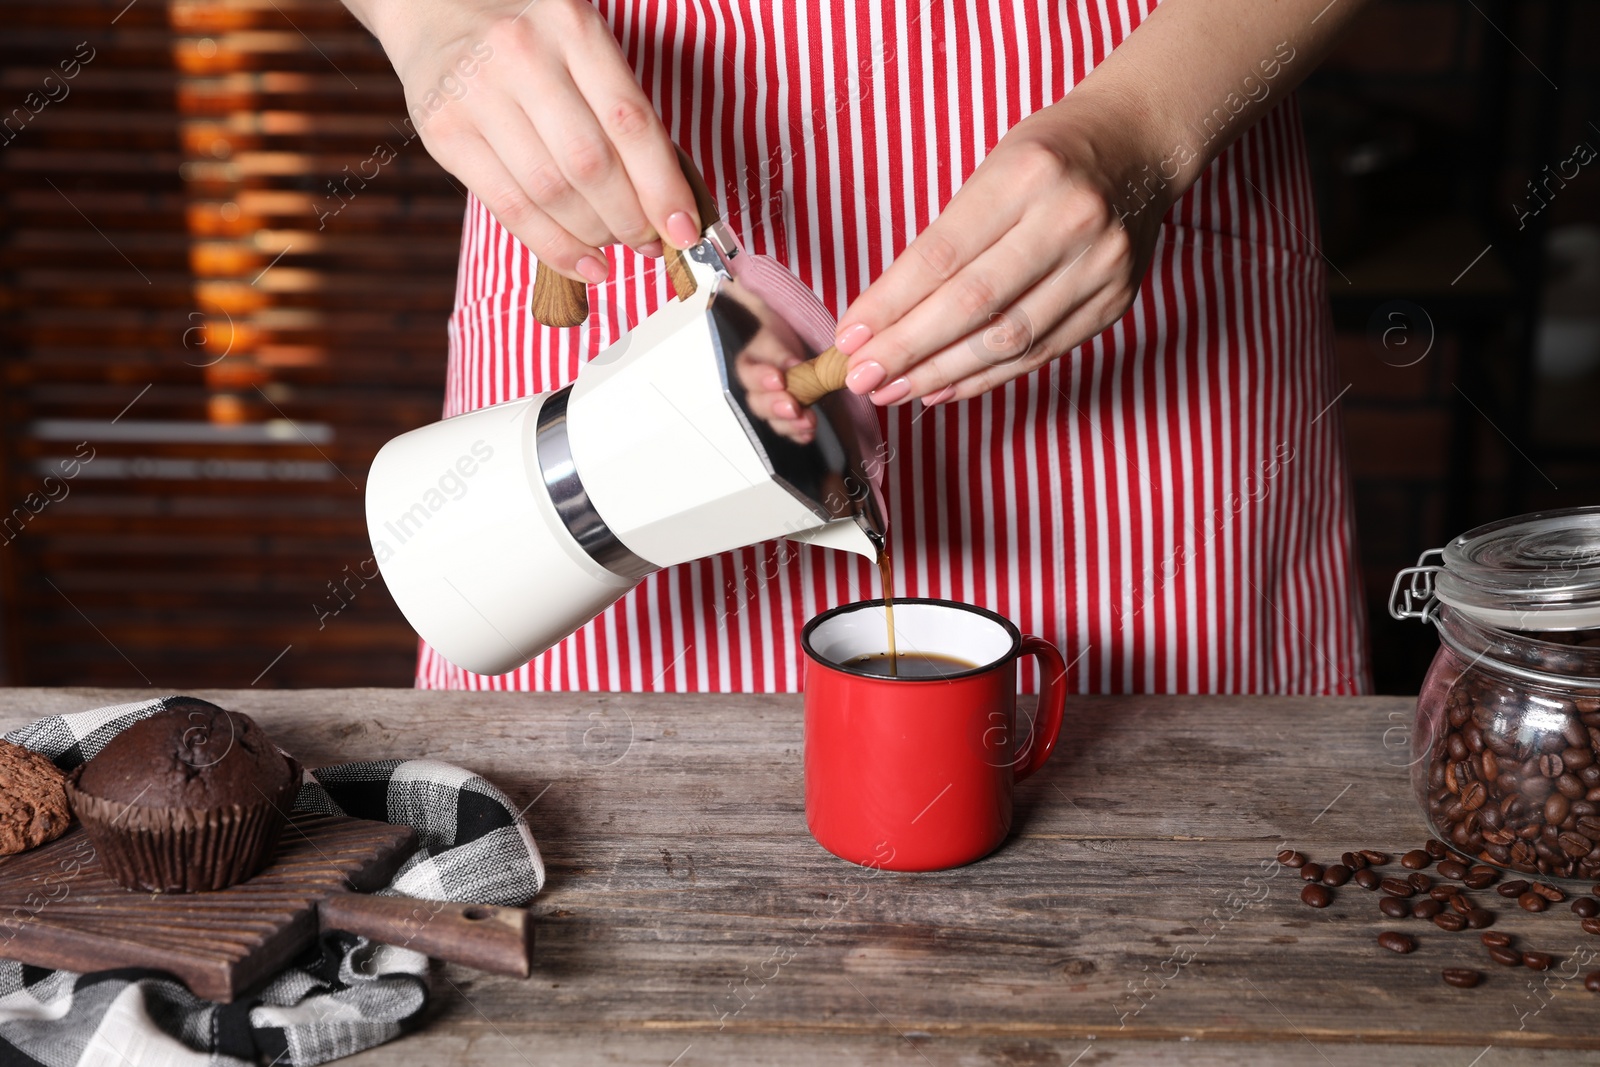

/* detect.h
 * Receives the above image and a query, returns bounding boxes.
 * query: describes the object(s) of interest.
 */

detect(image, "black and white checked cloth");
[0,697,545,1067]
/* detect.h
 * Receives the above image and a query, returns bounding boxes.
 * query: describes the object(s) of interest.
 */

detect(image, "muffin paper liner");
[64,755,302,893]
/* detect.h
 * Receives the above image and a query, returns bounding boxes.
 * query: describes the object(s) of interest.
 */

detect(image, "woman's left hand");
[833,96,1167,407]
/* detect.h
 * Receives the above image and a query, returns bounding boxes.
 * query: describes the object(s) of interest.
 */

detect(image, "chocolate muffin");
[65,699,300,892]
[0,739,72,856]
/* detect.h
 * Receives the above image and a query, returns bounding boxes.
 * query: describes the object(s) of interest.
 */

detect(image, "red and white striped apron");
[419,0,1371,695]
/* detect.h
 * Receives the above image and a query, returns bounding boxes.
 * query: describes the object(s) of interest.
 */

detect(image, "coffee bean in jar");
[1393,508,1600,882]
[1418,645,1600,879]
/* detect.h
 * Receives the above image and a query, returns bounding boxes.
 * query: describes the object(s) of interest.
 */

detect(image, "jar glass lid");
[1428,507,1600,631]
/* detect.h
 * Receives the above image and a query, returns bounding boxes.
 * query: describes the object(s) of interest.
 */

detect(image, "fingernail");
[665,211,699,249]
[763,370,783,390]
[922,385,956,406]
[576,255,609,284]
[639,240,664,258]
[870,377,911,406]
[845,360,887,395]
[835,322,872,355]
[775,398,799,420]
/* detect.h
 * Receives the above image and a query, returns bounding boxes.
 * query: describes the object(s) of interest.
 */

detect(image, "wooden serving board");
[0,812,533,1002]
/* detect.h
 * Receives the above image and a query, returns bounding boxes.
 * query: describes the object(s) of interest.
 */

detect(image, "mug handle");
[1012,635,1069,782]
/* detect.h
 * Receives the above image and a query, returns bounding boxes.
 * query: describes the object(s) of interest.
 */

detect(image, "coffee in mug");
[801,598,1069,871]
[841,651,978,678]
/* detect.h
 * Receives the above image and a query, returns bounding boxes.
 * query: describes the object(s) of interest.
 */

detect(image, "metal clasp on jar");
[1390,548,1446,622]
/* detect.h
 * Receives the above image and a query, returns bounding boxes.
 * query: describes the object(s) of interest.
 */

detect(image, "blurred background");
[0,0,1596,693]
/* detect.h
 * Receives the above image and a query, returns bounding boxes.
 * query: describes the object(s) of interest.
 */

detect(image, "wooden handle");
[319,892,533,978]
[531,146,720,324]
[532,262,588,327]
[785,346,848,406]
[674,145,720,230]
[659,146,721,303]
[663,247,697,302]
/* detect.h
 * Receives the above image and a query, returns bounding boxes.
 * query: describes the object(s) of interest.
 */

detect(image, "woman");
[343,0,1371,695]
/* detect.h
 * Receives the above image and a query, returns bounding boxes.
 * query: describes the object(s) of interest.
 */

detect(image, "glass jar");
[1393,507,1600,880]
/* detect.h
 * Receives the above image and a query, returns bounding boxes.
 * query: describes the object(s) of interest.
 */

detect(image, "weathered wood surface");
[6,689,1600,1066]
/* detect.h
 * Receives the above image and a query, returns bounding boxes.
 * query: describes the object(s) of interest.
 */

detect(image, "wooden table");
[7,688,1600,1065]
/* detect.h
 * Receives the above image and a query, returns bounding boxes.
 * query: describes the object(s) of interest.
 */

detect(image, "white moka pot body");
[365,393,634,677]
[365,254,879,678]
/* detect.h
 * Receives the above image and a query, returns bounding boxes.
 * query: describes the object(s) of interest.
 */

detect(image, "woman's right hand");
[346,0,703,283]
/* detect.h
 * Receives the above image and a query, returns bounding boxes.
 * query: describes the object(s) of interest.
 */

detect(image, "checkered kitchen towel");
[0,697,545,1067]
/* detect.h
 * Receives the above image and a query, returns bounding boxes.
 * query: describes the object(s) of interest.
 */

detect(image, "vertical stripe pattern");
[420,0,1370,696]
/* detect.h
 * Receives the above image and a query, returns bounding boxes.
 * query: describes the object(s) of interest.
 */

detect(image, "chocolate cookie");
[0,739,71,856]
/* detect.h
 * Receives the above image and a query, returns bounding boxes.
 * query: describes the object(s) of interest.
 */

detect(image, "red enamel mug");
[801,598,1069,871]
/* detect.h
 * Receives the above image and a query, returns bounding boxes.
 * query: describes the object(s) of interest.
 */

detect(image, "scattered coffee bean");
[1488,945,1524,966]
[1592,884,1600,897]
[1379,896,1411,919]
[1574,897,1600,919]
[1273,839,1564,987]
[1580,917,1600,936]
[1378,931,1417,954]
[1588,971,1600,992]
[1413,899,1443,919]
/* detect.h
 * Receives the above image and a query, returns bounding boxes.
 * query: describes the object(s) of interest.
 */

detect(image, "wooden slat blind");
[0,0,461,687]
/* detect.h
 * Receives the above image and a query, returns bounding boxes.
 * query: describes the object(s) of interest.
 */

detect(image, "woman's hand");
[345,0,702,283]
[832,95,1166,407]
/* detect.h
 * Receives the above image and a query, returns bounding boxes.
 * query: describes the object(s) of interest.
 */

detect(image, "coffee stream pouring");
[365,152,887,677]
